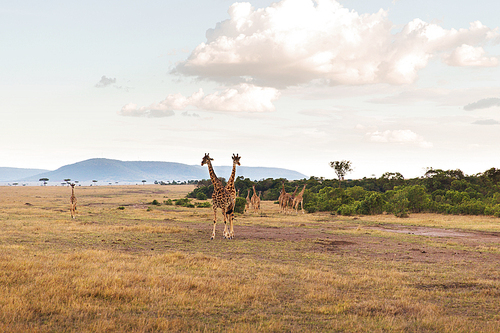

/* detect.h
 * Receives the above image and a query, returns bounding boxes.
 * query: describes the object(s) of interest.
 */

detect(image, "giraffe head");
[232,153,241,166]
[201,153,213,166]
[70,183,75,188]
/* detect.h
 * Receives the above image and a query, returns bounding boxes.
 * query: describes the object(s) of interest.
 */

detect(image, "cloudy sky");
[2,0,500,179]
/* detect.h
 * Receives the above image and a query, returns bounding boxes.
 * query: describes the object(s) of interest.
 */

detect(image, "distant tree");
[92,180,98,186]
[64,179,71,185]
[142,180,146,185]
[39,178,49,186]
[329,160,353,188]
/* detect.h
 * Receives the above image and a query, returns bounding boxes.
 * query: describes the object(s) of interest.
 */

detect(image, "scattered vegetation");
[189,167,500,218]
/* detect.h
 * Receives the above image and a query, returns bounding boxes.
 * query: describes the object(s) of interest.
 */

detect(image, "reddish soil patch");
[184,219,500,266]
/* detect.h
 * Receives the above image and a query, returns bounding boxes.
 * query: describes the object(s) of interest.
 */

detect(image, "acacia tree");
[329,160,353,188]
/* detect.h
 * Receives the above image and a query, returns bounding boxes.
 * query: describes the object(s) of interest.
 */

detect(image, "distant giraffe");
[280,185,298,214]
[201,153,234,239]
[251,184,260,213]
[278,182,286,213]
[70,183,77,219]
[245,189,251,213]
[293,184,306,214]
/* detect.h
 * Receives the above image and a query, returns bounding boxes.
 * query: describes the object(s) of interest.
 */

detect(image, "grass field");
[1,184,500,332]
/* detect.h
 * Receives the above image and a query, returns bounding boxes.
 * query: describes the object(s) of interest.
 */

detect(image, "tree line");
[187,167,500,218]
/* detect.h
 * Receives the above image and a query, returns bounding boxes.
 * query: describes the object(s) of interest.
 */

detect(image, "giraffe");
[251,184,260,213]
[280,185,298,214]
[70,183,77,219]
[278,182,286,213]
[225,153,241,207]
[292,184,307,214]
[201,153,234,239]
[245,189,251,213]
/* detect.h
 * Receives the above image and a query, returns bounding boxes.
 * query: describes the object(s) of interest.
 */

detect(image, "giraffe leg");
[222,211,229,239]
[228,212,234,239]
[211,208,217,240]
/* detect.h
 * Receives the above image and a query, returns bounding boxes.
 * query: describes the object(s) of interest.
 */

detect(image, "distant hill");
[0,167,49,182]
[13,158,307,184]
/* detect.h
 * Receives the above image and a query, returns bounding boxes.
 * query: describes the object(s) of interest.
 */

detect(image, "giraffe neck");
[299,185,306,195]
[206,160,223,189]
[227,161,237,188]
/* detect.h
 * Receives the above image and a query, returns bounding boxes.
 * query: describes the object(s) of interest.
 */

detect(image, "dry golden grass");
[1,185,500,332]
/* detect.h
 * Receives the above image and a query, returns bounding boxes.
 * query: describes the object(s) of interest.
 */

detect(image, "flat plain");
[1,184,500,332]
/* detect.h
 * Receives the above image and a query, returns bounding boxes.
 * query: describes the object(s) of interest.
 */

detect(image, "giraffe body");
[225,154,241,208]
[251,184,260,213]
[245,189,251,213]
[292,184,306,214]
[202,153,234,239]
[70,184,77,219]
[280,185,298,214]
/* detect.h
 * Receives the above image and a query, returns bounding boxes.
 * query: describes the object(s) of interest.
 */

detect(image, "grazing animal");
[293,184,306,214]
[201,153,234,239]
[70,183,77,219]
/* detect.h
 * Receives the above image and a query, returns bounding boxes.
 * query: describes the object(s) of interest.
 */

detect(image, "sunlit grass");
[0,185,499,332]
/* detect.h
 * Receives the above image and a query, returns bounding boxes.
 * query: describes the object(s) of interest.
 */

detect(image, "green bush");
[164,199,173,205]
[234,197,246,214]
[338,203,358,216]
[357,192,386,215]
[196,202,211,208]
[151,199,161,206]
[196,192,207,200]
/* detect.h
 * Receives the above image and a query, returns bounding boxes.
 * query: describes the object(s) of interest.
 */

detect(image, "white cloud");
[173,0,499,87]
[464,97,500,111]
[443,44,498,67]
[118,83,280,117]
[367,129,433,148]
[472,119,500,125]
[119,103,175,118]
[95,75,116,88]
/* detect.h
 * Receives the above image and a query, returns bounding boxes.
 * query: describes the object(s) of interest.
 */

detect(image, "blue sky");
[2,0,500,179]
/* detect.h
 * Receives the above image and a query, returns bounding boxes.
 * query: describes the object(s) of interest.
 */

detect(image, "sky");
[2,0,500,180]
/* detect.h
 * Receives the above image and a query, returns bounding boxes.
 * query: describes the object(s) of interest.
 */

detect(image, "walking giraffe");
[70,183,77,219]
[201,153,234,239]
[292,184,306,214]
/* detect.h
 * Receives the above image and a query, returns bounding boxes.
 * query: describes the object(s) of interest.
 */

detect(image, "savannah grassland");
[1,185,500,332]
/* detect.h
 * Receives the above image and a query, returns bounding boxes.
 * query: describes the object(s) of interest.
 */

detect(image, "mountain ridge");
[4,158,307,184]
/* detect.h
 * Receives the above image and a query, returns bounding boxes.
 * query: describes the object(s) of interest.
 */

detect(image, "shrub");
[118,206,125,210]
[175,198,194,207]
[164,199,173,205]
[388,190,409,218]
[338,203,358,216]
[196,202,211,208]
[234,197,246,214]
[196,192,207,200]
[151,199,161,206]
[357,192,386,215]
